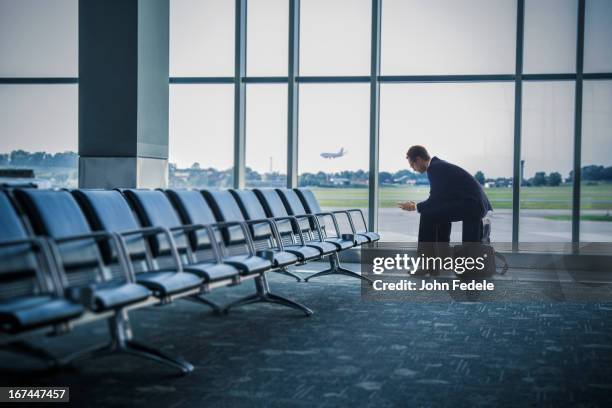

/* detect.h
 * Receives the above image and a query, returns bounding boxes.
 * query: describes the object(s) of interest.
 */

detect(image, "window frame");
[4,0,612,247]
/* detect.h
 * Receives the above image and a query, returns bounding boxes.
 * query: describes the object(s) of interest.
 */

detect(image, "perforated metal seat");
[230,189,323,266]
[0,295,83,334]
[165,189,272,276]
[275,189,356,251]
[295,188,380,243]
[253,188,338,257]
[14,188,193,374]
[65,282,151,312]
[74,190,207,295]
[183,262,240,282]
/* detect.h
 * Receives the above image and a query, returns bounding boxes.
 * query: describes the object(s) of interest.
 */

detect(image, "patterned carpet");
[2,264,612,407]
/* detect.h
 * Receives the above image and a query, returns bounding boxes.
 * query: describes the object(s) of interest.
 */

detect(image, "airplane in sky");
[320,147,347,159]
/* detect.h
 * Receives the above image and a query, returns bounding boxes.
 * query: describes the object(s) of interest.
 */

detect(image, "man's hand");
[397,201,417,211]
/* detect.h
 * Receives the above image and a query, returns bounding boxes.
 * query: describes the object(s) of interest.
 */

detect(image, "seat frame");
[230,189,328,283]
[0,233,78,367]
[12,189,194,374]
[85,189,242,312]
[185,190,314,316]
[272,189,373,284]
[44,226,194,374]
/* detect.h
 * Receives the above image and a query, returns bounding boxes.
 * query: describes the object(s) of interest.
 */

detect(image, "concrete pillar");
[78,0,169,188]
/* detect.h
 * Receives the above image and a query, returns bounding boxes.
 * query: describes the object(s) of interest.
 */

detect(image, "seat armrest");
[0,237,59,296]
[169,223,223,263]
[65,285,96,310]
[341,233,356,244]
[346,209,369,233]
[293,214,326,242]
[331,210,358,234]
[271,216,307,246]
[245,218,284,250]
[314,211,348,238]
[208,220,256,256]
[47,230,134,286]
[117,226,183,273]
[256,249,276,263]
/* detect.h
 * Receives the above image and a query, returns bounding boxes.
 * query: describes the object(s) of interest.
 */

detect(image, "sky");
[1,0,611,179]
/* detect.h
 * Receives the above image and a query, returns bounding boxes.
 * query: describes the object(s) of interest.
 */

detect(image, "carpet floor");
[1,264,611,407]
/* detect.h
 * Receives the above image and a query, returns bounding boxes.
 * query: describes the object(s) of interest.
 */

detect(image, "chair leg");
[186,295,222,314]
[221,275,312,317]
[59,341,115,366]
[5,340,60,367]
[305,253,372,284]
[266,293,313,316]
[220,292,261,314]
[337,266,374,284]
[274,267,302,282]
[124,340,194,374]
[61,311,193,375]
[303,268,334,282]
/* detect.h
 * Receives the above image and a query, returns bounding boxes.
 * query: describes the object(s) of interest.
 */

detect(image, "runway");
[364,208,612,243]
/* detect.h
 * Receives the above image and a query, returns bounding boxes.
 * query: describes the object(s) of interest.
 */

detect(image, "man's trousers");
[417,201,484,244]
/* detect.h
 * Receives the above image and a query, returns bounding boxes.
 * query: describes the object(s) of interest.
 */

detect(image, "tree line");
[2,151,611,187]
[0,150,78,168]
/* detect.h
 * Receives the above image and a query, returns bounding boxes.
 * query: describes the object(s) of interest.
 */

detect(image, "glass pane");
[381,0,516,75]
[169,84,234,188]
[300,0,371,76]
[584,0,612,73]
[520,82,575,243]
[0,85,78,188]
[381,0,517,75]
[523,0,577,74]
[581,80,612,242]
[247,0,288,76]
[246,84,287,187]
[378,83,515,242]
[0,0,78,77]
[170,0,235,77]
[298,84,370,224]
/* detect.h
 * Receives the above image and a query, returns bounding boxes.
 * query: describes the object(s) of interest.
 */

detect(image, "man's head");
[406,145,431,173]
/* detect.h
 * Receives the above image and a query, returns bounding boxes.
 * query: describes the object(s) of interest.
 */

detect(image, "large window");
[298,84,370,215]
[520,82,575,242]
[300,0,371,76]
[247,0,288,77]
[584,0,612,73]
[580,81,612,242]
[0,0,78,77]
[381,0,516,75]
[523,0,577,74]
[168,85,234,188]
[170,0,235,77]
[379,83,515,242]
[0,85,78,188]
[246,85,287,187]
[0,0,78,188]
[166,0,612,249]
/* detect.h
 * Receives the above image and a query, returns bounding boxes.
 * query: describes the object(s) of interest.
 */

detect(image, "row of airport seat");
[0,187,379,374]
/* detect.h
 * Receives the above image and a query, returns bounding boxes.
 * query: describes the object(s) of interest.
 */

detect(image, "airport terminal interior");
[1,0,612,406]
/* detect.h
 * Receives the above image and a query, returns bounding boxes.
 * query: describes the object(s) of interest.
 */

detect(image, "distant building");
[329,177,350,186]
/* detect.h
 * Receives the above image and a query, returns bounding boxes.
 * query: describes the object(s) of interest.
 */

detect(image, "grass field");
[544,214,612,222]
[310,183,612,210]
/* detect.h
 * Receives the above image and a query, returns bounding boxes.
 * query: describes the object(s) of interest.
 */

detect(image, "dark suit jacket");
[416,157,492,218]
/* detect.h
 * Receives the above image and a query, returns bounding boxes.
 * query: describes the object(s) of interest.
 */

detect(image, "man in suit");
[398,145,492,244]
